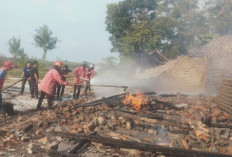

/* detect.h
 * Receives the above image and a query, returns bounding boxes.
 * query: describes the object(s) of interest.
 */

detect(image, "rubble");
[0,92,232,156]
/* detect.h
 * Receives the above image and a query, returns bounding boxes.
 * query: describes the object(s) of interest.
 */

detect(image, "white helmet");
[90,64,95,68]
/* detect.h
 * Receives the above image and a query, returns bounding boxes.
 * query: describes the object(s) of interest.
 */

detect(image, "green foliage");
[106,0,232,60]
[8,37,24,60]
[7,37,30,67]
[7,68,22,78]
[16,51,29,67]
[157,0,209,58]
[7,68,47,79]
[106,0,156,54]
[0,54,7,66]
[206,0,232,35]
[34,25,59,67]
[197,34,217,47]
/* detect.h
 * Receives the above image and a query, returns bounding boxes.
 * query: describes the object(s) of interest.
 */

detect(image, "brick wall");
[137,56,207,94]
[137,35,232,95]
[194,35,232,95]
[157,56,207,93]
[215,79,232,115]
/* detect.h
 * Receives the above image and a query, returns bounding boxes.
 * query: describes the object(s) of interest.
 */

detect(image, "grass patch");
[7,68,48,79]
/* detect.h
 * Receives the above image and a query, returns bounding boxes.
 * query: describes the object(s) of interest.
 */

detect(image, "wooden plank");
[50,132,232,157]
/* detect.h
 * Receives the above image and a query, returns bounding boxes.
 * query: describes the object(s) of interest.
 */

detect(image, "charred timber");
[115,110,190,130]
[68,139,90,154]
[0,112,37,128]
[31,146,80,157]
[74,92,129,109]
[132,91,157,96]
[50,132,231,157]
[202,116,232,129]
[151,98,180,110]
[74,92,156,109]
[208,123,232,129]
[118,109,188,125]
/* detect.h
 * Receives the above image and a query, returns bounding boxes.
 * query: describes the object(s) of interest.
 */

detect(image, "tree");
[106,0,178,59]
[34,25,58,66]
[206,0,232,35]
[8,37,24,61]
[154,0,210,58]
[106,0,157,55]
[106,0,230,60]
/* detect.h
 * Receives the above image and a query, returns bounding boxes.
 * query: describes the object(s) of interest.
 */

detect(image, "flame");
[123,91,149,110]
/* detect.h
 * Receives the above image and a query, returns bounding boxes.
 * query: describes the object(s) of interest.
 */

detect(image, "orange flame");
[123,91,149,110]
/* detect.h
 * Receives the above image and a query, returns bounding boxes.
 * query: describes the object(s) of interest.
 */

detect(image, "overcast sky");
[0,0,121,63]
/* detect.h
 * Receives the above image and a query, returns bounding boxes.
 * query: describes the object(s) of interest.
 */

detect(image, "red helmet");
[4,61,14,68]
[54,61,63,67]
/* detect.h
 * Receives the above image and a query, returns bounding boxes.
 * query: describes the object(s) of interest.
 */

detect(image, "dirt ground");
[2,77,74,112]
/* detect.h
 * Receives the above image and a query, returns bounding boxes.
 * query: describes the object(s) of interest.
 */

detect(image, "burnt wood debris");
[1,92,232,157]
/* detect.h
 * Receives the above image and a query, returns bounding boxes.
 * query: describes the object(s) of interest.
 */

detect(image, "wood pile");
[0,92,232,157]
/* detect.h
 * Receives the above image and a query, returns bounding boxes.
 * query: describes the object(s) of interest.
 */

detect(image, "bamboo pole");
[2,78,24,91]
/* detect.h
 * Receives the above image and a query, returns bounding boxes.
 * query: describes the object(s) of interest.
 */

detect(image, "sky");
[0,0,121,63]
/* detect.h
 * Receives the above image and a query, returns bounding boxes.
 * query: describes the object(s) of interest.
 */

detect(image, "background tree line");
[106,0,232,59]
[7,25,58,68]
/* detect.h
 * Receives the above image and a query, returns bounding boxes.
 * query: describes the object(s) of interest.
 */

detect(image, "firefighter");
[73,63,87,99]
[85,64,95,94]
[37,61,69,109]
[0,61,14,112]
[56,65,71,101]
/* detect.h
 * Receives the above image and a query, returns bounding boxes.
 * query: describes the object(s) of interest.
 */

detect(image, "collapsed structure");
[0,92,232,157]
[0,35,232,156]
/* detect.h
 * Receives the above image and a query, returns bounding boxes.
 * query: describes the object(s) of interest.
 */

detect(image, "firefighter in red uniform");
[37,61,69,109]
[85,64,95,94]
[0,61,14,112]
[72,63,87,99]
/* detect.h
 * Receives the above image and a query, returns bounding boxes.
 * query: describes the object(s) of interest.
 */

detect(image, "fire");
[123,91,149,110]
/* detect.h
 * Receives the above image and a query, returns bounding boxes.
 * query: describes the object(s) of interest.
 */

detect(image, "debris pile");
[0,92,232,157]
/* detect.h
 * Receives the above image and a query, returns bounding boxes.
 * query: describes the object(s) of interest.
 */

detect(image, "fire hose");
[70,77,128,91]
[1,78,24,91]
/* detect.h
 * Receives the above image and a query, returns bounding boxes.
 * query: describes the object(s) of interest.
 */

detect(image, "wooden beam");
[50,132,231,157]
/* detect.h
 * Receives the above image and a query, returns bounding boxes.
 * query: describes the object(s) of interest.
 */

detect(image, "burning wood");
[123,91,149,110]
[0,92,232,156]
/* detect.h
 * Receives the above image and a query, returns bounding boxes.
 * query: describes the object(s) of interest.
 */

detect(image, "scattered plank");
[68,139,90,154]
[50,132,231,157]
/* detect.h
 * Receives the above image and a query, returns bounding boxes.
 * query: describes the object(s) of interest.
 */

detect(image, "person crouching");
[37,61,69,109]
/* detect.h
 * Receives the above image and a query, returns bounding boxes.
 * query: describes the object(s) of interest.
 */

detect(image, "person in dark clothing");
[21,62,32,94]
[85,64,95,94]
[56,65,71,101]
[30,61,39,98]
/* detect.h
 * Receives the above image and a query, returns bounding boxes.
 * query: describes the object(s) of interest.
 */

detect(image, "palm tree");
[8,37,24,61]
[34,25,58,66]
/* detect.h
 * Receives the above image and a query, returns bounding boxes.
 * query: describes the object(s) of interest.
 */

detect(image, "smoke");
[92,55,207,98]
[91,62,136,98]
[189,35,232,96]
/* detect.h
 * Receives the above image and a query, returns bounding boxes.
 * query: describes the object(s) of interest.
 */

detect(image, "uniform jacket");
[73,66,87,85]
[0,67,7,91]
[85,68,95,80]
[39,69,68,95]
